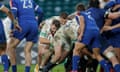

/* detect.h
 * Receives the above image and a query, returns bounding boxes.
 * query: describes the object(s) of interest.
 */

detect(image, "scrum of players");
[0,0,120,72]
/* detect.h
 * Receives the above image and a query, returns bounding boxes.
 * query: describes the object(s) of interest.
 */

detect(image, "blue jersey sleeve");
[33,2,43,14]
[10,0,18,18]
[104,0,116,10]
[33,2,44,24]
[116,0,120,4]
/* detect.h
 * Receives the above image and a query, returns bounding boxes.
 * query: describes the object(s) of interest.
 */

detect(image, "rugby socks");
[42,62,56,72]
[72,55,80,71]
[114,64,120,72]
[99,59,110,72]
[12,65,17,72]
[25,66,30,72]
[1,54,10,72]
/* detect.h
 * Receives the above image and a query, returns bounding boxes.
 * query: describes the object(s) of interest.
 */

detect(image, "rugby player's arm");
[39,21,45,29]
[0,5,21,31]
[111,23,120,29]
[39,25,50,44]
[104,8,120,19]
[78,16,85,40]
[101,19,112,33]
[34,1,44,24]
[0,6,15,23]
[40,37,50,44]
[108,12,120,19]
[112,4,120,11]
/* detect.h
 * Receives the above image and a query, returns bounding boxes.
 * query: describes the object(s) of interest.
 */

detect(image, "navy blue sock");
[99,59,110,72]
[12,65,17,72]
[42,62,56,72]
[25,66,30,72]
[114,64,120,72]
[72,55,80,71]
[1,54,9,71]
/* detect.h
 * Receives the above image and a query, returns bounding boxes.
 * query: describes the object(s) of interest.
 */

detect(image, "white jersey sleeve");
[2,17,12,43]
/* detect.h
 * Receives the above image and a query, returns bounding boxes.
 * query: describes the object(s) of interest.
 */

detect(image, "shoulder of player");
[50,16,60,20]
[42,23,50,31]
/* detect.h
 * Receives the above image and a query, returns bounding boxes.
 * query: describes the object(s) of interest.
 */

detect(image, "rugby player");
[8,0,42,72]
[35,12,69,72]
[0,1,21,72]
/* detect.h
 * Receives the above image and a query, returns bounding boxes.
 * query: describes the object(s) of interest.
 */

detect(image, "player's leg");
[38,44,53,72]
[103,46,120,72]
[92,34,111,72]
[72,42,85,72]
[114,48,120,63]
[0,20,10,72]
[57,49,70,64]
[8,37,20,72]
[110,34,120,63]
[25,23,38,72]
[8,22,27,72]
[34,44,52,72]
[92,48,111,72]
[24,41,34,72]
[34,44,43,72]
[43,48,71,72]
[0,43,10,72]
[72,30,95,72]
[50,41,71,64]
[42,42,63,72]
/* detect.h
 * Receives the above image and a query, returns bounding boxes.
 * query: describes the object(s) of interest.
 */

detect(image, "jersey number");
[22,0,33,8]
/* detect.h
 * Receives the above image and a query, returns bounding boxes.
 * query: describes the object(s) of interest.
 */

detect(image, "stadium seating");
[34,0,89,19]
[0,0,89,19]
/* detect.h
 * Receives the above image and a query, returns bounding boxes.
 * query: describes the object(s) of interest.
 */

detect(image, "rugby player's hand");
[13,20,22,32]
[101,26,112,32]
[78,33,83,41]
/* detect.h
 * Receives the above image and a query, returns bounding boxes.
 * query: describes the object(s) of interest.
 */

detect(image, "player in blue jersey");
[102,0,120,65]
[86,0,120,72]
[71,10,102,72]
[8,0,43,72]
[71,2,120,71]
[0,1,21,72]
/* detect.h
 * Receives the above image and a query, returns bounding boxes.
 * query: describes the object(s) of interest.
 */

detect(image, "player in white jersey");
[34,19,61,72]
[41,13,81,72]
[34,12,69,72]
[2,17,12,43]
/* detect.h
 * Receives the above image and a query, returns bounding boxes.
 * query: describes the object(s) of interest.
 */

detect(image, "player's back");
[13,0,36,20]
[86,8,105,29]
[80,11,99,31]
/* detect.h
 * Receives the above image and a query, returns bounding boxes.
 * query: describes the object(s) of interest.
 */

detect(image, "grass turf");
[0,64,65,72]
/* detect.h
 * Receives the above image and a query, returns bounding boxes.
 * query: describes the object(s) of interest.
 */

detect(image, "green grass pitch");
[0,64,65,72]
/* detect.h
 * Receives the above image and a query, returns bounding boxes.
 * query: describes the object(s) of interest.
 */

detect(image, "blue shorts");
[108,32,120,48]
[99,36,110,53]
[0,20,6,43]
[13,20,38,43]
[87,35,110,53]
[79,30,101,49]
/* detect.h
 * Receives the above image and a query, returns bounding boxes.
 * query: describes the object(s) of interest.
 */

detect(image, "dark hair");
[76,3,85,11]
[60,12,68,19]
[89,0,100,8]
[52,19,61,30]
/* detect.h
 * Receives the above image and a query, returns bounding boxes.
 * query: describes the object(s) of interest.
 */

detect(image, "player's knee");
[24,49,31,55]
[73,47,80,55]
